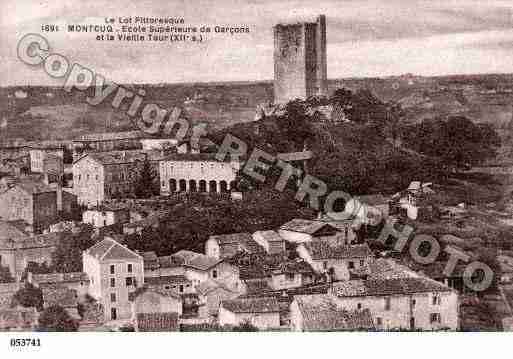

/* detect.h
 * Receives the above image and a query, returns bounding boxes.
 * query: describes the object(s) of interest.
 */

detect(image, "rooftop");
[145,275,190,286]
[173,250,222,271]
[221,297,281,313]
[305,242,373,260]
[294,294,375,331]
[86,238,141,261]
[331,277,452,298]
[280,219,338,235]
[31,272,89,285]
[253,230,284,243]
[76,150,164,166]
[136,312,179,332]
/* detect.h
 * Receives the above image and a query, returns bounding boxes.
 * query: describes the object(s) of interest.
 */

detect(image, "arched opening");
[220,180,228,193]
[189,179,197,192]
[199,180,207,192]
[169,179,177,192]
[209,180,217,193]
[179,179,187,192]
[229,181,237,191]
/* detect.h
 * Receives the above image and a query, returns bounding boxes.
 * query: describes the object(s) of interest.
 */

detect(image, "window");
[286,273,295,281]
[212,270,218,279]
[110,278,115,288]
[126,277,133,286]
[95,175,99,181]
[103,220,107,226]
[359,259,364,267]
[179,285,184,293]
[432,295,441,305]
[357,303,362,310]
[384,297,391,311]
[110,265,115,274]
[376,317,382,326]
[430,313,441,323]
[323,261,328,270]
[127,264,133,273]
[348,261,354,269]
[411,299,416,308]
[111,308,117,320]
[164,286,170,290]
[110,293,116,302]
[78,174,81,181]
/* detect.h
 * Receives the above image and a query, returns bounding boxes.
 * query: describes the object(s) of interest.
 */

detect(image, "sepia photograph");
[1,0,513,357]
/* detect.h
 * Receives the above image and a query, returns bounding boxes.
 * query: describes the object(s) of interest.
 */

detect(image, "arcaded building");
[273,14,328,104]
[159,153,240,195]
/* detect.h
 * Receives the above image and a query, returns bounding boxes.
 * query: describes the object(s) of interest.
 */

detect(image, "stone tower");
[273,15,327,104]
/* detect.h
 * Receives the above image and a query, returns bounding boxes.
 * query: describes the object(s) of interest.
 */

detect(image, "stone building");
[219,297,281,329]
[273,15,327,104]
[73,150,163,207]
[0,178,58,233]
[83,238,144,322]
[29,149,64,184]
[0,221,59,281]
[159,153,240,195]
[82,205,130,228]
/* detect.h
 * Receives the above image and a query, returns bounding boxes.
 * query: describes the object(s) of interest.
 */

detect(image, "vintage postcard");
[1,0,513,352]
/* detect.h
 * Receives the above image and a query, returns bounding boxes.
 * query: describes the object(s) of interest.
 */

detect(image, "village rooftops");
[221,297,281,314]
[253,230,284,243]
[331,277,453,298]
[75,150,165,166]
[42,286,78,308]
[209,232,264,258]
[294,294,375,331]
[305,242,372,260]
[196,279,237,296]
[129,286,181,301]
[173,250,222,271]
[31,272,89,286]
[85,237,142,261]
[136,312,179,332]
[280,219,337,235]
[144,275,190,286]
[367,258,419,280]
[75,130,148,142]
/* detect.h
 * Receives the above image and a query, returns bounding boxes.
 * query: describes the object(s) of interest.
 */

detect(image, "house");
[315,214,357,245]
[135,312,179,332]
[290,294,375,331]
[41,285,81,320]
[72,150,163,207]
[159,153,240,195]
[330,276,459,330]
[297,242,373,281]
[129,286,183,320]
[268,259,317,290]
[278,219,347,245]
[345,195,390,225]
[29,149,64,184]
[0,282,21,309]
[0,178,58,233]
[0,307,38,331]
[252,230,286,254]
[82,238,144,322]
[0,221,59,280]
[144,275,194,295]
[28,272,90,297]
[219,297,281,329]
[173,250,241,290]
[196,279,240,319]
[206,232,263,259]
[82,205,130,228]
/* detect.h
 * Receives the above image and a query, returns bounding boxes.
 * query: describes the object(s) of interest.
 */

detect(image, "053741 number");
[10,338,41,347]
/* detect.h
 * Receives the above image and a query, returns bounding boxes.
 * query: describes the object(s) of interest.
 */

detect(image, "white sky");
[1,0,513,85]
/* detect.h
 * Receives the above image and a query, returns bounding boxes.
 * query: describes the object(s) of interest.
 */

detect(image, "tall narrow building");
[273,15,328,104]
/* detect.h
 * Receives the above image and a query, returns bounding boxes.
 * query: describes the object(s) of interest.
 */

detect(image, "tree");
[38,305,78,332]
[135,156,157,198]
[0,265,14,283]
[275,99,315,151]
[20,261,52,282]
[51,225,95,273]
[11,283,44,311]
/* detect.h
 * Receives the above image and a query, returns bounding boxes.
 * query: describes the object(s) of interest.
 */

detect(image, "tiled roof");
[272,259,315,275]
[244,280,273,295]
[173,250,221,271]
[157,255,185,268]
[221,297,281,313]
[145,275,190,286]
[353,195,389,206]
[210,233,253,245]
[253,230,283,243]
[0,307,37,329]
[136,312,179,332]
[42,286,78,308]
[196,279,236,296]
[209,232,263,258]
[86,238,141,261]
[86,150,164,165]
[32,272,89,285]
[280,219,337,235]
[305,242,373,260]
[129,286,182,301]
[367,259,418,280]
[294,295,375,331]
[76,131,147,142]
[161,153,236,162]
[332,277,452,298]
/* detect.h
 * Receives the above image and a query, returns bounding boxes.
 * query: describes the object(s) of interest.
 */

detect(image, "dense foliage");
[12,283,44,311]
[38,305,78,332]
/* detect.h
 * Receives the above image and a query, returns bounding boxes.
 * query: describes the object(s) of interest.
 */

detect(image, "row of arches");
[168,179,236,193]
